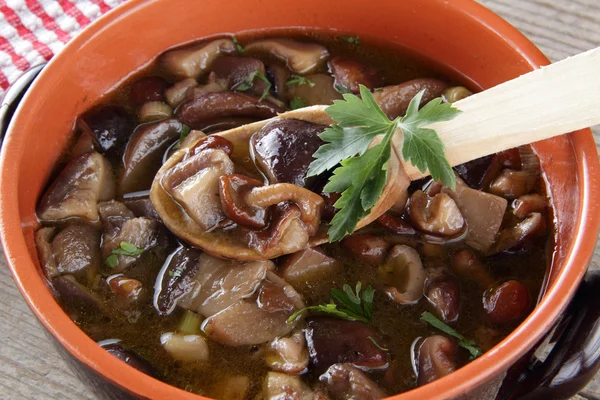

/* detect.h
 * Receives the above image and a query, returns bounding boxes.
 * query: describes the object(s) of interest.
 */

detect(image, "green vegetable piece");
[307,84,460,242]
[339,35,360,45]
[288,282,375,324]
[178,310,203,335]
[290,96,306,110]
[420,311,482,359]
[286,74,315,87]
[234,70,272,101]
[334,84,352,94]
[368,336,388,351]
[105,254,118,269]
[232,36,244,53]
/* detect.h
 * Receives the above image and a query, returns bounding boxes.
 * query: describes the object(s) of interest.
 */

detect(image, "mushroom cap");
[150,106,409,260]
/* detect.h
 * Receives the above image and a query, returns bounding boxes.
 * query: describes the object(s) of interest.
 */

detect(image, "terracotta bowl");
[1,0,599,398]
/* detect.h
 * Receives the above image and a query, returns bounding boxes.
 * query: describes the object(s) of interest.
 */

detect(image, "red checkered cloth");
[0,0,125,97]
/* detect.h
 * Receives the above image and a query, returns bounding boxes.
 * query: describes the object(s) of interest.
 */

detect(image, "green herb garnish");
[232,36,244,53]
[287,282,374,323]
[290,96,307,110]
[286,74,315,87]
[234,70,272,101]
[368,336,388,351]
[179,124,190,144]
[307,85,459,242]
[421,311,482,359]
[104,241,144,268]
[334,84,352,94]
[339,35,360,45]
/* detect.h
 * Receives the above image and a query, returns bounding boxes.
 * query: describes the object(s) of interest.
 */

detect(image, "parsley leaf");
[290,96,306,110]
[233,70,272,101]
[287,282,374,323]
[176,124,191,148]
[339,35,360,45]
[105,241,144,268]
[307,84,460,242]
[421,312,482,359]
[286,74,315,87]
[232,36,244,53]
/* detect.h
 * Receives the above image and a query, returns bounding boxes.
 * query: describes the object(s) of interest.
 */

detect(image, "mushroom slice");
[98,200,135,220]
[342,234,390,265]
[280,247,340,288]
[287,74,343,106]
[120,119,185,194]
[35,227,58,280]
[416,335,458,386]
[407,190,464,236]
[372,78,447,119]
[379,245,426,304]
[250,118,326,189]
[320,364,386,400]
[161,148,234,231]
[264,330,309,374]
[52,274,104,315]
[51,223,101,282]
[245,38,329,74]
[512,194,547,218]
[212,56,269,96]
[38,152,116,223]
[220,174,324,234]
[178,253,272,317]
[160,332,209,362]
[101,217,158,273]
[442,179,507,252]
[176,92,284,130]
[489,212,546,254]
[264,372,314,400]
[328,57,382,93]
[201,271,303,346]
[160,38,236,79]
[99,340,161,378]
[77,106,135,155]
[424,268,462,324]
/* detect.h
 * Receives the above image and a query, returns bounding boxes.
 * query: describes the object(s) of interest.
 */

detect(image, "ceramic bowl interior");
[1,0,598,399]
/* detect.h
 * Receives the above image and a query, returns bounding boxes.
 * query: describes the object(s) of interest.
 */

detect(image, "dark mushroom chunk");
[266,64,291,100]
[320,363,386,400]
[38,152,116,223]
[250,118,326,189]
[424,268,462,324]
[489,146,540,200]
[416,335,458,386]
[441,179,507,252]
[264,330,309,374]
[98,200,135,220]
[165,78,198,108]
[279,247,340,288]
[176,92,284,130]
[451,249,494,288]
[161,148,234,231]
[68,132,95,160]
[489,212,546,254]
[218,174,267,229]
[77,106,135,155]
[304,316,389,373]
[129,76,168,105]
[99,340,161,378]
[264,372,314,399]
[342,234,390,265]
[483,280,530,326]
[328,57,382,93]
[107,274,143,301]
[120,119,185,194]
[512,193,547,218]
[407,190,464,237]
[245,38,329,74]
[372,78,447,119]
[52,274,104,314]
[453,154,501,190]
[35,227,59,280]
[51,223,101,282]
[212,56,269,96]
[202,271,303,346]
[101,217,159,273]
[287,73,342,106]
[379,245,426,304]
[376,213,416,236]
[122,197,161,220]
[154,246,202,315]
[160,38,236,79]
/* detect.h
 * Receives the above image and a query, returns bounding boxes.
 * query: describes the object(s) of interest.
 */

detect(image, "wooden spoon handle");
[401,47,600,180]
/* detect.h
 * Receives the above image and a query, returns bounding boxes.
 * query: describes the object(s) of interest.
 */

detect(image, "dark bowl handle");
[500,269,600,400]
[0,64,46,148]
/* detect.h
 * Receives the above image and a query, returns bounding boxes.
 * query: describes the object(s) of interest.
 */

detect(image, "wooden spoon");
[151,47,600,260]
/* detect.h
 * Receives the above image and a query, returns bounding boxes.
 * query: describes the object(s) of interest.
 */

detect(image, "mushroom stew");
[35,31,551,399]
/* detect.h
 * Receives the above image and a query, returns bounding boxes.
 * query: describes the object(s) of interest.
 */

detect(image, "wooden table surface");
[1,0,599,398]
